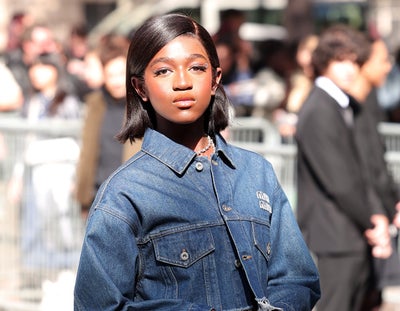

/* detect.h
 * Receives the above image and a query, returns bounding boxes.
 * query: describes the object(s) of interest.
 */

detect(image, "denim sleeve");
[266,185,321,310]
[73,207,213,311]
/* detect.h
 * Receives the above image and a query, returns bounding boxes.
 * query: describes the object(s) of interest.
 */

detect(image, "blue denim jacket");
[74,129,320,311]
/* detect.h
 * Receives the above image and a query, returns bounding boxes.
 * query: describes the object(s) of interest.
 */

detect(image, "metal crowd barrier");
[378,122,400,185]
[0,117,84,311]
[379,122,400,152]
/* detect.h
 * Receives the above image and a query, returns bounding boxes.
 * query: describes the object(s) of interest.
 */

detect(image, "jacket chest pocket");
[153,227,215,268]
[252,222,272,261]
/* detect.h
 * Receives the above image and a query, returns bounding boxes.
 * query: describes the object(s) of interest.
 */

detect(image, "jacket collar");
[141,128,235,175]
[315,76,350,108]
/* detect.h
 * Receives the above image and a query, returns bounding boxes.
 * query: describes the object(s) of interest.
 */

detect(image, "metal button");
[180,249,189,261]
[241,254,252,261]
[234,259,242,268]
[195,162,203,171]
[266,242,271,255]
[222,204,232,212]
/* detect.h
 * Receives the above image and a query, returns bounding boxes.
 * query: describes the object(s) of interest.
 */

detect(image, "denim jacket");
[74,129,320,311]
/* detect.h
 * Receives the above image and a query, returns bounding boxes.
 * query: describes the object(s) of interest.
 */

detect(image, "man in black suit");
[295,25,392,311]
[349,37,400,308]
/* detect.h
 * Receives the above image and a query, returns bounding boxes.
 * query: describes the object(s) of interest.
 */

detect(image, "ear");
[131,77,148,101]
[212,67,222,95]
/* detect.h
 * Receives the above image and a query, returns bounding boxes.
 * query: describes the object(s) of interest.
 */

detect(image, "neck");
[41,85,58,98]
[156,118,209,151]
[349,75,371,103]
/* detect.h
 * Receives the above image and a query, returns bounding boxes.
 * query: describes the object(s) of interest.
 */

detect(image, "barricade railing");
[378,122,400,153]
[0,117,84,311]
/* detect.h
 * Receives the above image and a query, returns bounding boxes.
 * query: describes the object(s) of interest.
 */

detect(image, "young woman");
[74,13,320,311]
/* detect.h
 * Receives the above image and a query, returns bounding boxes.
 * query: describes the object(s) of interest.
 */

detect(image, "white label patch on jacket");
[256,191,272,213]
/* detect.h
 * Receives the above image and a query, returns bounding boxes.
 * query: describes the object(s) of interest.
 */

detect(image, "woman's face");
[361,40,392,88]
[139,35,221,130]
[103,56,126,99]
[29,63,58,91]
[323,58,359,93]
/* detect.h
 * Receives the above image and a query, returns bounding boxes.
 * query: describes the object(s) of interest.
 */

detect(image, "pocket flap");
[153,228,215,268]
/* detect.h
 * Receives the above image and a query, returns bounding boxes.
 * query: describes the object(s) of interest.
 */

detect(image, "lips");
[173,97,195,108]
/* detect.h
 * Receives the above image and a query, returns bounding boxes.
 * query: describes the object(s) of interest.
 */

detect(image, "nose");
[173,68,192,90]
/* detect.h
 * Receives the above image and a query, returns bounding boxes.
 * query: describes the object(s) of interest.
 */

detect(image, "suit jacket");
[353,91,399,221]
[295,86,373,255]
[353,90,400,288]
[75,90,142,209]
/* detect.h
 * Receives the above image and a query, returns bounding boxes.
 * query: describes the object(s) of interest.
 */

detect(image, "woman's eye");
[191,65,208,72]
[154,68,170,76]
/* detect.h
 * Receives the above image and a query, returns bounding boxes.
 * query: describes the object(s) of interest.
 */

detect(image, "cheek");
[200,75,214,92]
[146,81,169,102]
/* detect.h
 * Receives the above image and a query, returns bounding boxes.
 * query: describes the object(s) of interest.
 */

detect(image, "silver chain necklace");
[196,135,214,156]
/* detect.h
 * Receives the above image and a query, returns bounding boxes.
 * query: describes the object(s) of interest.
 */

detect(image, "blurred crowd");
[1,7,400,311]
[2,9,400,138]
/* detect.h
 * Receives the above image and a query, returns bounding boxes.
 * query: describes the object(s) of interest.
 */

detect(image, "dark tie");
[342,106,354,127]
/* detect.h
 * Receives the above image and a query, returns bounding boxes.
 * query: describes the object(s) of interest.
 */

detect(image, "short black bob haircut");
[117,13,231,143]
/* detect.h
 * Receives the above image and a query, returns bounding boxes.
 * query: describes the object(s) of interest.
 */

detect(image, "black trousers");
[316,252,371,311]
[373,237,400,289]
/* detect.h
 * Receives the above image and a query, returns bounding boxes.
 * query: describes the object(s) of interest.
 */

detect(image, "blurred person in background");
[7,52,82,284]
[0,61,23,172]
[348,36,400,309]
[9,51,82,201]
[75,34,141,219]
[279,34,318,144]
[4,11,34,53]
[78,48,105,98]
[377,47,400,123]
[286,34,319,114]
[64,23,92,102]
[251,39,296,143]
[0,11,33,112]
[213,9,256,117]
[296,24,392,311]
[213,9,247,61]
[22,52,81,120]
[4,22,65,101]
[215,38,254,116]
[0,61,23,112]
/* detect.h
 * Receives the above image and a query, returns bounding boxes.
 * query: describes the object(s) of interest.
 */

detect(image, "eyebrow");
[149,54,208,67]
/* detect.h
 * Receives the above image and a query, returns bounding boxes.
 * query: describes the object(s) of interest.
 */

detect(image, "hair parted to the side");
[116,13,231,144]
[311,24,371,78]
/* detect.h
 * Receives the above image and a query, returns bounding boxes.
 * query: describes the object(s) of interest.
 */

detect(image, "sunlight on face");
[29,63,58,91]
[140,35,221,129]
[361,40,392,88]
[324,59,359,93]
[103,56,126,99]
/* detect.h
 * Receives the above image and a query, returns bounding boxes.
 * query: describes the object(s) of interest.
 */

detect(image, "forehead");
[31,62,56,69]
[150,35,209,63]
[32,27,53,42]
[327,59,359,70]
